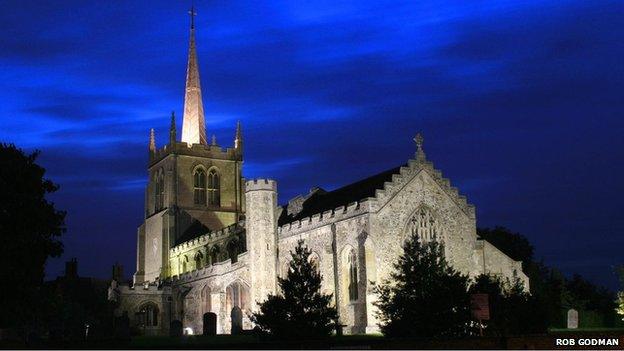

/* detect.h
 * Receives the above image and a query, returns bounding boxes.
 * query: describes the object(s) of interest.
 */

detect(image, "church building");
[111,10,529,336]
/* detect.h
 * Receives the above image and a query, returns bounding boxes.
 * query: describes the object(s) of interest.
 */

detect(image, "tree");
[251,240,338,338]
[469,274,547,335]
[616,266,624,321]
[373,234,472,338]
[0,144,65,331]
[477,227,534,269]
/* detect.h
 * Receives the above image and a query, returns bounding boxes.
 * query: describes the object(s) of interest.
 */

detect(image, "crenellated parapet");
[149,141,241,167]
[118,280,171,293]
[279,198,375,237]
[170,252,248,284]
[244,178,277,192]
[171,221,245,254]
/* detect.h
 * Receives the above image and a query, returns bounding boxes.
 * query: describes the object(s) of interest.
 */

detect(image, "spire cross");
[188,5,197,29]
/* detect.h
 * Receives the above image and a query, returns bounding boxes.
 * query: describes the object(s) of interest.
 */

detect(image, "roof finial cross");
[414,133,424,150]
[414,132,426,161]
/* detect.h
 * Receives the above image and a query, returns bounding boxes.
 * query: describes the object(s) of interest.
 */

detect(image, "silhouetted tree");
[477,227,534,270]
[0,144,65,333]
[479,226,619,328]
[615,266,623,321]
[373,234,472,338]
[251,240,338,338]
[469,274,547,335]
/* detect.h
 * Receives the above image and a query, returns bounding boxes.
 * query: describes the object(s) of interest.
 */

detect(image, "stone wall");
[475,240,530,289]
[245,179,278,311]
[169,222,244,277]
[170,254,251,334]
[143,209,166,282]
[116,284,173,336]
[127,141,530,336]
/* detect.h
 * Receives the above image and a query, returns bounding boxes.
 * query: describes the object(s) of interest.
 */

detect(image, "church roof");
[278,164,406,226]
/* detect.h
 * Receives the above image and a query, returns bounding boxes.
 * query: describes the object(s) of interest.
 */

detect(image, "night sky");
[1,1,622,290]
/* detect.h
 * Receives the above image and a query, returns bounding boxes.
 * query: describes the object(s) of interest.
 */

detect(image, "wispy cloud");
[1,0,622,289]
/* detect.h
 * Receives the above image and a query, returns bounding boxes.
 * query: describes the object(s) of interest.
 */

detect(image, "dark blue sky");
[1,1,622,290]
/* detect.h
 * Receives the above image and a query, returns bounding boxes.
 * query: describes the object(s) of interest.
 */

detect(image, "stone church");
[111,12,528,336]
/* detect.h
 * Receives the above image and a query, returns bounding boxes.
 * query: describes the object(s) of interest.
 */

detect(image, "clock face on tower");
[152,237,158,258]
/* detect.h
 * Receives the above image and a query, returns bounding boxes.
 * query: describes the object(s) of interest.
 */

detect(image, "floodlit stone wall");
[245,179,279,311]
[122,142,529,336]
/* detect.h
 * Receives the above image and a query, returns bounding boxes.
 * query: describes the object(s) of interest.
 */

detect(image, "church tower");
[134,7,244,284]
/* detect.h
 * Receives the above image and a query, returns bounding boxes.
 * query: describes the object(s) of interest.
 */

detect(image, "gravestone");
[170,320,183,337]
[567,309,578,329]
[230,307,243,335]
[203,312,217,336]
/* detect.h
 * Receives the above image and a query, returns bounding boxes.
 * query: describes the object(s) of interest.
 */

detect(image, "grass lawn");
[549,327,624,333]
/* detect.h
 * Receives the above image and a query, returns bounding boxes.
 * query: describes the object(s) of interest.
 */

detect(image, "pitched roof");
[278,164,405,226]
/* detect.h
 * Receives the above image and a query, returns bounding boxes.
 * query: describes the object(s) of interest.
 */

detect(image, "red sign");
[471,293,490,320]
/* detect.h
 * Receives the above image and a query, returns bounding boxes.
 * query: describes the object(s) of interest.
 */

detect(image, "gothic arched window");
[139,303,159,327]
[408,206,443,243]
[182,255,188,273]
[154,169,165,211]
[194,252,203,270]
[207,169,220,206]
[227,239,239,263]
[210,245,220,265]
[193,169,206,205]
[226,281,250,312]
[348,250,358,301]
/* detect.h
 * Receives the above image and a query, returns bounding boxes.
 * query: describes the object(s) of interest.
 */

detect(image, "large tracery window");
[207,169,220,206]
[226,281,249,312]
[193,169,206,205]
[408,207,443,242]
[347,250,358,301]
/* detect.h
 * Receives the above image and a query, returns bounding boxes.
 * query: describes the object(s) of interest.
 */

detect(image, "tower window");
[154,169,165,211]
[348,250,358,301]
[207,169,220,206]
[193,169,206,205]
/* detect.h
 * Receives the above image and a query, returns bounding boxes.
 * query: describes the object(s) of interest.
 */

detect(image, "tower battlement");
[245,179,277,192]
[149,141,240,167]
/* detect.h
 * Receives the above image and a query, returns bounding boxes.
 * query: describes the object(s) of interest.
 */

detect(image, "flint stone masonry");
[117,127,529,337]
[117,147,529,336]
[114,16,527,337]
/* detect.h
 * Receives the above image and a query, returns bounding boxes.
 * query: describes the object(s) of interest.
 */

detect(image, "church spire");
[149,128,156,153]
[169,111,177,144]
[181,5,207,146]
[234,120,243,151]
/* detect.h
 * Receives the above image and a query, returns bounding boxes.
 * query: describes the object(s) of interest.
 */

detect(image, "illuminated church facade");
[111,12,528,336]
